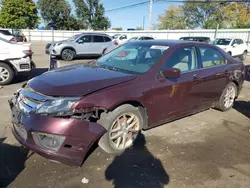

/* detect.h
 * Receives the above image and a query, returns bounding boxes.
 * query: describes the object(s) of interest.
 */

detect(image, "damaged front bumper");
[9,96,106,166]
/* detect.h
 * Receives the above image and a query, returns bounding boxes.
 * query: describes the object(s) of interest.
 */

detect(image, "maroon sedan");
[9,40,245,166]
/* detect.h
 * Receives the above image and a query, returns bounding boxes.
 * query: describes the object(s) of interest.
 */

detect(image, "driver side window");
[162,46,197,72]
[78,35,91,43]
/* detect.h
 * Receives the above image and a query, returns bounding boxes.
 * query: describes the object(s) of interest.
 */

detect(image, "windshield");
[112,34,120,39]
[67,34,81,41]
[96,43,169,74]
[0,30,12,36]
[213,39,231,45]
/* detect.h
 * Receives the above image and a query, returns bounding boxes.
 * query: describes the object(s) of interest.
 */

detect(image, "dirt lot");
[0,43,250,188]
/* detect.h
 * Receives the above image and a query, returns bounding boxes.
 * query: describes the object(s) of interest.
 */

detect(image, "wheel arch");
[61,46,76,54]
[108,100,149,130]
[0,60,17,73]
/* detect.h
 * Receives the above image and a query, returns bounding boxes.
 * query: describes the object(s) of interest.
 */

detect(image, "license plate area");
[11,104,27,140]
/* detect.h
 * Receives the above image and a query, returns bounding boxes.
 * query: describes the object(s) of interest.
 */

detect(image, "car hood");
[28,63,136,97]
[216,45,229,49]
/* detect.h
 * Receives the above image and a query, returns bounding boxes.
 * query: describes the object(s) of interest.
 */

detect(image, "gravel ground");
[0,43,250,188]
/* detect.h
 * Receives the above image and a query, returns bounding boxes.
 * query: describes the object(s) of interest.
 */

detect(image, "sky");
[34,0,181,30]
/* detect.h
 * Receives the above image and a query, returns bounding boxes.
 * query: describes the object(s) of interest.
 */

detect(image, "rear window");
[93,36,104,42]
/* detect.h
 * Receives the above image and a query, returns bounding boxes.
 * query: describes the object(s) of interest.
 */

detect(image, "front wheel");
[98,104,143,154]
[61,49,75,61]
[0,63,14,85]
[215,82,237,111]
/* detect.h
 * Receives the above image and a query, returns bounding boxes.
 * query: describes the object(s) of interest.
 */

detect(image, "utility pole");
[142,16,145,30]
[148,0,153,30]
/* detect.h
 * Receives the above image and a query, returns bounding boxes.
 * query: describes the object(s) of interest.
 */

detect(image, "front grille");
[17,89,47,113]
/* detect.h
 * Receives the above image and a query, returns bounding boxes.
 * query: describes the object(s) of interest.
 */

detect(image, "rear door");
[194,45,229,107]
[231,39,242,56]
[92,35,106,55]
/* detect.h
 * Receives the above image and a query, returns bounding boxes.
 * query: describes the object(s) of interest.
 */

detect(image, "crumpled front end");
[9,89,106,166]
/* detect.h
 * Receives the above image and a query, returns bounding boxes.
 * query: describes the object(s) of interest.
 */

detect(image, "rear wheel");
[240,51,247,61]
[215,82,237,111]
[98,104,143,154]
[61,48,75,61]
[0,63,14,85]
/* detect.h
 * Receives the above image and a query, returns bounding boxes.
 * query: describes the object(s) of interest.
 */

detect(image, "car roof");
[80,33,110,37]
[180,36,210,39]
[128,39,201,46]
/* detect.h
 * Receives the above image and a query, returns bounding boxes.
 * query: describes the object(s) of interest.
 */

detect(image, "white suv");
[213,38,248,60]
[0,37,33,85]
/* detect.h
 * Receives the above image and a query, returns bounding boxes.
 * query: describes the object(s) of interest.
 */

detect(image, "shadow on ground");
[0,137,33,188]
[234,101,250,118]
[105,133,169,188]
[14,68,48,84]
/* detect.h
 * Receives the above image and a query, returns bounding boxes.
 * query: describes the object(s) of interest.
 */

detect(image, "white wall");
[21,29,250,46]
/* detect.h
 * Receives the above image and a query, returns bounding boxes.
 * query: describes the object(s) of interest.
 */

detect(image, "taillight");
[29,49,33,55]
[9,38,15,43]
[114,41,118,46]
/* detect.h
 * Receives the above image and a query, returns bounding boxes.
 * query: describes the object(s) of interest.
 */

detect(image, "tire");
[0,63,14,85]
[215,82,237,111]
[61,48,75,61]
[98,104,143,154]
[240,51,247,61]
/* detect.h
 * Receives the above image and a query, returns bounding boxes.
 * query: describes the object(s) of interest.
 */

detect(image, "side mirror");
[78,40,83,44]
[161,68,181,78]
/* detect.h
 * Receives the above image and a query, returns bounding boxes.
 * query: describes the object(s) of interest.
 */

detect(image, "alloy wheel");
[62,49,74,61]
[223,86,236,108]
[0,67,10,83]
[109,113,140,150]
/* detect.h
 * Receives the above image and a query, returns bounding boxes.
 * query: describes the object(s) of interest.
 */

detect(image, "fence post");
[28,29,31,42]
[214,24,219,39]
[247,30,250,48]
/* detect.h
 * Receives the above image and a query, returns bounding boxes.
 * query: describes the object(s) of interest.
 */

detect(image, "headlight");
[36,98,80,115]
[32,132,65,151]
[56,42,62,46]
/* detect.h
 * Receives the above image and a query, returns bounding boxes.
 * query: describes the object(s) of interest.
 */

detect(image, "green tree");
[136,26,143,30]
[157,5,186,29]
[112,27,123,31]
[0,0,39,29]
[182,0,228,29]
[73,0,111,30]
[223,3,250,28]
[38,0,82,30]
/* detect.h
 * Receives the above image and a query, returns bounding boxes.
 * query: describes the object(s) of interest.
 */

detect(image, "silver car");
[49,33,116,61]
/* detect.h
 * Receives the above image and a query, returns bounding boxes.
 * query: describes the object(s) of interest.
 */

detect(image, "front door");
[147,46,201,126]
[75,35,92,55]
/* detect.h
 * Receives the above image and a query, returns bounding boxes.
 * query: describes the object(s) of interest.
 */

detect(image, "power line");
[106,1,150,12]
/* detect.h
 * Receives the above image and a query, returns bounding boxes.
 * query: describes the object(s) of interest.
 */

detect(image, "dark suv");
[179,36,211,43]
